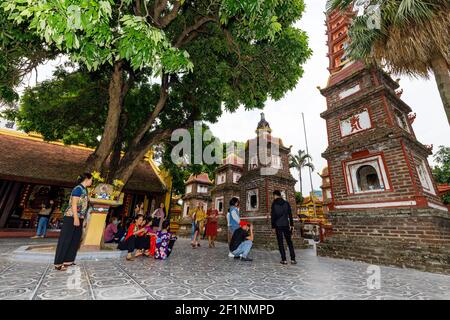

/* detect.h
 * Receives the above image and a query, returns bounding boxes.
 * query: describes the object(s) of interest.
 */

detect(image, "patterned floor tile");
[0,286,35,300]
[93,285,150,300]
[0,238,449,300]
[33,287,91,300]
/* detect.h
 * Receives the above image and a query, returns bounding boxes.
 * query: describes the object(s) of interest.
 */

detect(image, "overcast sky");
[4,0,449,195]
[208,0,450,194]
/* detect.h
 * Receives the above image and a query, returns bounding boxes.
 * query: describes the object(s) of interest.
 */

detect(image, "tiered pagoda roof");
[185,173,213,185]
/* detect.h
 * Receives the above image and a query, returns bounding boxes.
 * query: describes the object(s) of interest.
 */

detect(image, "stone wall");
[239,174,296,216]
[246,219,309,250]
[317,208,450,274]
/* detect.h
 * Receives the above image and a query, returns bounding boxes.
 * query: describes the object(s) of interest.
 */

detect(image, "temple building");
[298,194,325,220]
[317,5,450,274]
[239,113,297,217]
[0,129,169,234]
[178,114,306,249]
[238,113,304,248]
[210,154,243,216]
[319,167,332,215]
[181,173,213,218]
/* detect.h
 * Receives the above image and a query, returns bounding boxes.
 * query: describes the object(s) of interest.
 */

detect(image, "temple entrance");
[0,180,70,230]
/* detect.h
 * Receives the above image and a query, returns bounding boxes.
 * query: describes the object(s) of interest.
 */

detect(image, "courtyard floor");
[0,238,449,300]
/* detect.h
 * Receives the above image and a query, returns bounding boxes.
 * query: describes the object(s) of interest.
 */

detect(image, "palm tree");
[327,0,450,125]
[289,149,314,194]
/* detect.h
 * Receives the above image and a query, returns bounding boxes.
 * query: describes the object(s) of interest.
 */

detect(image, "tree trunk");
[430,53,450,126]
[299,168,303,195]
[113,130,173,188]
[106,112,128,183]
[128,74,169,150]
[85,61,125,172]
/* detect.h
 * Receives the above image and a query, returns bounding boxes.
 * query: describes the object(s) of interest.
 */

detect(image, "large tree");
[0,8,55,104]
[327,0,450,125]
[2,0,312,186]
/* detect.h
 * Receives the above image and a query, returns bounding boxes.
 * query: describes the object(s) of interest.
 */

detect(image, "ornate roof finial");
[256,112,272,134]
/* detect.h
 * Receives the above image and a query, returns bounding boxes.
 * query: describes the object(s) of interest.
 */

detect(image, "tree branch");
[128,73,170,150]
[153,0,168,22]
[134,0,142,16]
[173,15,217,48]
[159,1,183,28]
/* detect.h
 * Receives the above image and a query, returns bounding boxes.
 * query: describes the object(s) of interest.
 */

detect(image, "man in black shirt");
[271,190,296,265]
[229,222,254,262]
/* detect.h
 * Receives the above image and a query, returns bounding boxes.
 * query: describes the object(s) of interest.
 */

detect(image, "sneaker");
[291,260,297,265]
[280,260,288,265]
[234,255,241,260]
[228,252,235,258]
[240,257,253,262]
[30,236,40,239]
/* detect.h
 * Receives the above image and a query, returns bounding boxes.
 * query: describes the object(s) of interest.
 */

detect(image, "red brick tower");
[317,6,450,274]
[237,113,306,249]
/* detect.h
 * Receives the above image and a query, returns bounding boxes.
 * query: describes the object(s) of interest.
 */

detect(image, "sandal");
[63,262,76,267]
[54,265,68,271]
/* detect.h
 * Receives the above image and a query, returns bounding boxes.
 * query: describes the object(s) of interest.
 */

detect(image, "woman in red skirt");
[205,209,219,248]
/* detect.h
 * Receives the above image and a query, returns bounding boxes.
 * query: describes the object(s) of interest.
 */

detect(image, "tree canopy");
[1,0,312,186]
[0,8,55,104]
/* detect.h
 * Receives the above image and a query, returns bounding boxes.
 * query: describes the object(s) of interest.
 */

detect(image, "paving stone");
[0,238,448,300]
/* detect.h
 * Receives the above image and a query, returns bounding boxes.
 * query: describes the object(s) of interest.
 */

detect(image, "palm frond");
[304,162,315,171]
[326,0,354,12]
[330,0,450,76]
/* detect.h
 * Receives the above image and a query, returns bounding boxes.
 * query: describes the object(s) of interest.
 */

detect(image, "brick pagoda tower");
[181,173,212,218]
[239,113,297,217]
[317,6,450,274]
[210,153,243,216]
[177,173,213,238]
[210,153,244,241]
[238,113,305,249]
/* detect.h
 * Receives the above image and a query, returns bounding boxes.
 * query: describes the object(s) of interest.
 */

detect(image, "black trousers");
[54,216,83,265]
[118,235,149,253]
[275,226,296,261]
[167,239,176,257]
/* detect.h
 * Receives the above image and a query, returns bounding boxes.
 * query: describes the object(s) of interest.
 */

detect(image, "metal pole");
[302,113,317,219]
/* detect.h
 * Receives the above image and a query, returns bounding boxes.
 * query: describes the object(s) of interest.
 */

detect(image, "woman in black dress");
[54,173,92,271]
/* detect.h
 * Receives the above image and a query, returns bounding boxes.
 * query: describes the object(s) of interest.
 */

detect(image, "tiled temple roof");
[185,173,213,185]
[0,131,165,193]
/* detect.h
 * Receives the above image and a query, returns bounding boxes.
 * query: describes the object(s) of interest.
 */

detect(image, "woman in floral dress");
[154,220,176,260]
